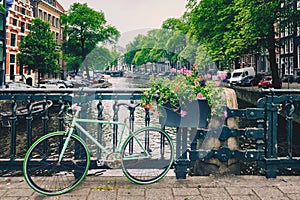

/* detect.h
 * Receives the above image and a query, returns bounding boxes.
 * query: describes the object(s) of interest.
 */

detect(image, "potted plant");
[141,67,226,128]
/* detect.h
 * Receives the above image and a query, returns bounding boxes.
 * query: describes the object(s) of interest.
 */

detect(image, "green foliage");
[186,0,300,88]
[17,18,60,75]
[141,68,225,116]
[60,3,120,78]
[85,47,120,70]
[0,4,5,13]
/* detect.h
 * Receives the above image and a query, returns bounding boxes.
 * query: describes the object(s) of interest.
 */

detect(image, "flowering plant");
[141,67,226,118]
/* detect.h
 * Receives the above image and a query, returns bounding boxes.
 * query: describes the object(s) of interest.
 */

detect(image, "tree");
[85,47,120,70]
[187,0,300,88]
[60,3,120,80]
[17,18,60,85]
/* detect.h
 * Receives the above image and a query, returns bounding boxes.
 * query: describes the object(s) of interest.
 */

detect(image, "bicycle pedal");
[97,160,105,166]
[94,170,106,176]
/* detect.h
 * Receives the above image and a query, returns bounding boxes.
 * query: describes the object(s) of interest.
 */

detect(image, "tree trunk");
[84,59,90,80]
[267,26,280,89]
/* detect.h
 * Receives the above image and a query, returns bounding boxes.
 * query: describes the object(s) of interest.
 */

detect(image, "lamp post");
[0,0,5,87]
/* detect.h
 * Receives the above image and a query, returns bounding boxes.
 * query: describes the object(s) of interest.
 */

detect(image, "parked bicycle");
[23,102,174,196]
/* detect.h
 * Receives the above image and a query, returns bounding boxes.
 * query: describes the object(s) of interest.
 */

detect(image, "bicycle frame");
[58,109,151,164]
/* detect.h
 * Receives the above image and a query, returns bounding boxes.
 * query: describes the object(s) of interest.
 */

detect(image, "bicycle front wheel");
[121,127,174,184]
[23,132,90,196]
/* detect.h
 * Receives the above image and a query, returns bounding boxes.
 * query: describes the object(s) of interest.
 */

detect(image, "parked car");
[282,74,294,83]
[258,76,282,88]
[229,67,256,85]
[57,80,74,88]
[5,82,33,89]
[237,76,255,86]
[39,80,66,89]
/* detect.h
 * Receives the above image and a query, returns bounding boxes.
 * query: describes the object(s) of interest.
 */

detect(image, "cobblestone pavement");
[0,173,300,200]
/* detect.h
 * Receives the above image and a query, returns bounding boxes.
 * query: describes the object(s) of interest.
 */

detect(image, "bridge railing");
[1,88,300,178]
[0,88,145,171]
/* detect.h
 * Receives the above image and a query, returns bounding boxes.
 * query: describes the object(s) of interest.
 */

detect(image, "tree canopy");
[186,0,300,88]
[17,18,60,83]
[60,3,120,79]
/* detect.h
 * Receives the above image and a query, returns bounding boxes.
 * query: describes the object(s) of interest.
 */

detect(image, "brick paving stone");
[278,186,300,194]
[286,194,300,200]
[174,196,203,200]
[226,187,255,195]
[3,188,33,197]
[199,187,231,199]
[88,190,117,200]
[252,187,289,200]
[172,188,200,196]
[118,188,145,196]
[231,196,260,200]
[146,188,173,200]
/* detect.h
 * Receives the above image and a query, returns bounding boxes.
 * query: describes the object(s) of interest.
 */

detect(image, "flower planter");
[158,99,211,128]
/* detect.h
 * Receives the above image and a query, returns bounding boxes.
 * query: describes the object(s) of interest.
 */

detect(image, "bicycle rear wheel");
[121,127,174,184]
[23,132,90,196]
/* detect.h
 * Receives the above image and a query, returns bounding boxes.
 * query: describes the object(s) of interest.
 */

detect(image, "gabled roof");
[56,1,65,12]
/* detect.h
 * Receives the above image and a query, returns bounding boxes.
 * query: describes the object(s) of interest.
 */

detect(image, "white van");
[229,67,255,85]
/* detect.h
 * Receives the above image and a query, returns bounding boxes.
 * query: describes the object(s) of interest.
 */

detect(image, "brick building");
[4,0,65,85]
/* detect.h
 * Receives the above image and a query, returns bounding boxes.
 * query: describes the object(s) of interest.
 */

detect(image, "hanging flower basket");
[158,99,211,128]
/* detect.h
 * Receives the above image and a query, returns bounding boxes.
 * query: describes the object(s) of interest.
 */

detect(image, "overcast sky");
[59,0,188,34]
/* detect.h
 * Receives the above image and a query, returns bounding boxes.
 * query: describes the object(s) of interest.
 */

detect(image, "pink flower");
[196,93,204,99]
[174,86,180,92]
[154,111,160,117]
[219,73,226,80]
[184,70,192,76]
[171,68,177,73]
[194,81,200,85]
[224,111,228,118]
[206,74,212,79]
[174,108,179,112]
[180,110,187,117]
[215,81,221,86]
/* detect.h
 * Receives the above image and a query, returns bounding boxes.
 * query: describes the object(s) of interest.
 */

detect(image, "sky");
[59,0,188,46]
[59,0,187,33]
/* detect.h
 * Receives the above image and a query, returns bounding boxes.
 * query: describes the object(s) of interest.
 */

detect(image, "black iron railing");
[1,88,300,178]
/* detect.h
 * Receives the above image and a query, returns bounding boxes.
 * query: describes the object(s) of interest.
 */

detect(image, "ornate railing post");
[97,98,104,159]
[112,100,119,152]
[10,99,17,160]
[26,97,33,148]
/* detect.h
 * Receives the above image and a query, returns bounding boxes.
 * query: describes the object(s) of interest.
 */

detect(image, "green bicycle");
[23,102,174,196]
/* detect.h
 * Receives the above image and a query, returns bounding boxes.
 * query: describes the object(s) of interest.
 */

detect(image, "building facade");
[5,0,33,84]
[4,0,65,85]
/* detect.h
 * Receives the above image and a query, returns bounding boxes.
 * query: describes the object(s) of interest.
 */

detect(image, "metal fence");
[0,88,300,178]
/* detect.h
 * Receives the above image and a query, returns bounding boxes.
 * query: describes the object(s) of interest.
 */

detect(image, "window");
[298,1,300,10]
[21,8,26,15]
[10,33,16,46]
[48,14,51,22]
[56,18,59,27]
[52,16,55,26]
[285,40,289,53]
[43,12,47,21]
[290,57,294,69]
[21,22,25,33]
[12,19,17,26]
[290,39,294,53]
[10,54,15,64]
[38,9,42,18]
